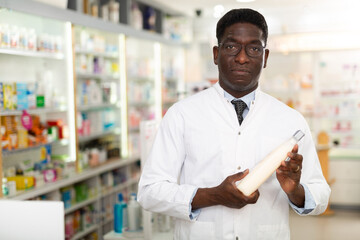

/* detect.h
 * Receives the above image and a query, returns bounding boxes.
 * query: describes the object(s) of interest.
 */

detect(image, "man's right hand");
[191,170,260,211]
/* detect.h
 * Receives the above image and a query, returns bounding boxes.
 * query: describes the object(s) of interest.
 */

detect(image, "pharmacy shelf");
[76,72,119,81]
[7,156,139,200]
[0,47,64,59]
[77,103,120,112]
[101,176,140,198]
[129,127,140,133]
[162,99,177,105]
[0,107,68,116]
[128,77,155,83]
[0,0,186,46]
[71,224,99,240]
[78,128,121,143]
[320,92,360,99]
[2,139,69,157]
[65,196,99,215]
[329,130,354,135]
[102,216,114,226]
[75,49,119,59]
[128,101,154,107]
[318,115,360,120]
[164,77,178,83]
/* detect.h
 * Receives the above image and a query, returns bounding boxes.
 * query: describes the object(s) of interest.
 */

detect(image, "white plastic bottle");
[237,130,305,196]
[127,193,141,231]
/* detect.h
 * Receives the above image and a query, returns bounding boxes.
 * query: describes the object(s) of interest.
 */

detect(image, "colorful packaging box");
[16,82,28,110]
[0,82,3,109]
[3,83,17,110]
[27,82,37,109]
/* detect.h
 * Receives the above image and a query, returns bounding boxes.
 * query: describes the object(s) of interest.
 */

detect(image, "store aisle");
[290,209,360,240]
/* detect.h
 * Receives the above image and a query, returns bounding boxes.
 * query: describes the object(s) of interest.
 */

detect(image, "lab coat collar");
[213,81,262,108]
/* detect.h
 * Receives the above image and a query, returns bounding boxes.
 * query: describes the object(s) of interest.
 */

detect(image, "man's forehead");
[225,23,262,35]
[222,23,264,42]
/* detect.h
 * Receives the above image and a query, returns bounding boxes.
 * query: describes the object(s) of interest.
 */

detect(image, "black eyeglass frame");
[218,42,266,58]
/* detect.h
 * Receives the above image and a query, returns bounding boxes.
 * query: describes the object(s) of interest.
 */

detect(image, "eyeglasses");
[219,42,265,57]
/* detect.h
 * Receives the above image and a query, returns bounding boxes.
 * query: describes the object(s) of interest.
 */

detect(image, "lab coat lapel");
[212,83,242,130]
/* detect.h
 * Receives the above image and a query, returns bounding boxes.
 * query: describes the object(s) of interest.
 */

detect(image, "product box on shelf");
[1,115,18,150]
[27,82,37,109]
[6,176,34,190]
[0,82,3,109]
[16,82,28,110]
[3,83,17,110]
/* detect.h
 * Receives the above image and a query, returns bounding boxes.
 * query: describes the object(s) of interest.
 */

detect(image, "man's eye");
[225,44,235,49]
[248,46,262,52]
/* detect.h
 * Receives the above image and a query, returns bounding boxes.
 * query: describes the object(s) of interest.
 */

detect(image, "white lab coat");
[138,83,330,240]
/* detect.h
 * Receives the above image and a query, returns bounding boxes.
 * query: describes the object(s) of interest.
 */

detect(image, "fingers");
[245,190,260,204]
[217,170,259,208]
[230,169,249,183]
[280,145,303,173]
[292,144,299,153]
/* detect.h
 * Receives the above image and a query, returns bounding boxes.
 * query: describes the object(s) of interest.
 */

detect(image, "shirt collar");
[223,87,256,109]
[213,81,261,109]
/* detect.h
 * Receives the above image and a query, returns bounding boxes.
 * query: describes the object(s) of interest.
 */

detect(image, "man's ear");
[263,49,270,68]
[213,46,219,65]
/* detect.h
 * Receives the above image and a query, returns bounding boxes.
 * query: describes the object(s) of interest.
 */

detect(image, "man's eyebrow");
[222,38,263,44]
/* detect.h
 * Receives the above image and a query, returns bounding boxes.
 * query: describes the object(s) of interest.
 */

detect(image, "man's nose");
[234,47,249,64]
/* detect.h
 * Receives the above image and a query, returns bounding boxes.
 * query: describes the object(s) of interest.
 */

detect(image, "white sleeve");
[137,105,197,221]
[298,122,331,215]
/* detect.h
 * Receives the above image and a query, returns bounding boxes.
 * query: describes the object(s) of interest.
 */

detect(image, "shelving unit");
[262,34,360,209]
[2,139,69,157]
[0,108,68,116]
[5,156,138,200]
[76,73,120,82]
[0,0,186,239]
[0,8,77,198]
[161,44,185,116]
[261,49,360,148]
[0,48,65,59]
[126,37,161,156]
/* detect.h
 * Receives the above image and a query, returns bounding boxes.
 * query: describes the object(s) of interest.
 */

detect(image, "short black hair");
[216,8,268,45]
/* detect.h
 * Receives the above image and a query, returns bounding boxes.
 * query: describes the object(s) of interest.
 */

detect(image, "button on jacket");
[138,82,330,240]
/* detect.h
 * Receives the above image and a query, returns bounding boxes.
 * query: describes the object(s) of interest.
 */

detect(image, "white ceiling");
[150,0,360,35]
[151,0,322,17]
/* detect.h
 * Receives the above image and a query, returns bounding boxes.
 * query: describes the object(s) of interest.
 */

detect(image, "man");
[138,8,330,240]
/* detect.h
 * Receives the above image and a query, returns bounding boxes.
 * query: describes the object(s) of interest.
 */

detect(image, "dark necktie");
[231,99,247,125]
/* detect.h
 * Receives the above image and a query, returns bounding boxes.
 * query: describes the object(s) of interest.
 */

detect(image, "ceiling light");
[213,4,225,18]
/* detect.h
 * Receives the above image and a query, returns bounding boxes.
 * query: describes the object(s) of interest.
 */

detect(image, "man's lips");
[231,69,251,74]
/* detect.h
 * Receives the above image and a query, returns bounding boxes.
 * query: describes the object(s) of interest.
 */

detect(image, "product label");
[36,95,45,108]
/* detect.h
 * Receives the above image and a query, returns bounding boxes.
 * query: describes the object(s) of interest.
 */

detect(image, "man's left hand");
[276,144,305,208]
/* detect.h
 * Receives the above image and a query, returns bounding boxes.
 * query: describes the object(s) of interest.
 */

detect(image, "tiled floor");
[290,209,360,240]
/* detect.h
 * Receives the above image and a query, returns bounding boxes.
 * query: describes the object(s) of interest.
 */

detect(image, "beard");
[219,74,259,93]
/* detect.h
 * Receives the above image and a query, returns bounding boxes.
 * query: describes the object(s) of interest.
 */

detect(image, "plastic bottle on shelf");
[19,27,28,50]
[131,2,143,30]
[127,193,141,231]
[1,24,10,48]
[43,65,54,108]
[108,0,119,23]
[10,25,19,49]
[143,6,156,32]
[114,193,127,233]
[0,24,3,46]
[27,28,37,51]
